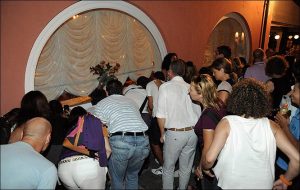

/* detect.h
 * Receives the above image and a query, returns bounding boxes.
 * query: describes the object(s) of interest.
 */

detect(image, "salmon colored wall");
[1,0,265,114]
[1,1,75,115]
[131,0,264,63]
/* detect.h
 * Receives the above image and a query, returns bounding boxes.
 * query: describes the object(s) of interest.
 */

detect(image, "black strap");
[124,86,143,95]
[139,97,148,113]
[205,110,221,125]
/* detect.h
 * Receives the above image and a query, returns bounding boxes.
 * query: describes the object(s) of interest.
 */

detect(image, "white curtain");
[35,10,162,100]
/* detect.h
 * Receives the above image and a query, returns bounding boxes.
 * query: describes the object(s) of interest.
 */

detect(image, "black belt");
[110,131,147,137]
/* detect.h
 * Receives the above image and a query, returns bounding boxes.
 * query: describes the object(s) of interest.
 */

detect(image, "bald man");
[1,117,57,189]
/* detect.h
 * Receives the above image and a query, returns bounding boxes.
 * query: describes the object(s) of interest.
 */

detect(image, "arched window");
[203,12,251,66]
[25,1,167,100]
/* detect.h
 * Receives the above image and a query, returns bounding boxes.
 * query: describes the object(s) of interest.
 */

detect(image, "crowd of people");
[1,45,300,190]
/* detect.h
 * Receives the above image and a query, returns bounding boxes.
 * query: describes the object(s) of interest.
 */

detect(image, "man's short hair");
[154,71,165,81]
[217,45,232,59]
[169,59,186,77]
[106,79,123,95]
[137,76,150,89]
[90,88,107,105]
[253,48,265,61]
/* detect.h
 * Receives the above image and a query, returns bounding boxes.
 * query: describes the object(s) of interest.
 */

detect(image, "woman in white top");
[202,79,299,189]
[210,57,237,104]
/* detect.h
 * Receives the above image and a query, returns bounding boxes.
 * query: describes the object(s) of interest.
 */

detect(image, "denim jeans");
[108,134,150,189]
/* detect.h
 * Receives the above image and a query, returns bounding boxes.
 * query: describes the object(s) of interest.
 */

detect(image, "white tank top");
[213,115,276,189]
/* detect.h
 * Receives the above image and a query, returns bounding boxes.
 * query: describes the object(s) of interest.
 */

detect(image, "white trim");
[213,12,251,61]
[25,1,167,92]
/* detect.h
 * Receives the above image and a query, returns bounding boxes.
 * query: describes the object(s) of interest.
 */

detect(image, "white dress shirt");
[123,84,148,113]
[156,76,201,129]
[146,80,161,117]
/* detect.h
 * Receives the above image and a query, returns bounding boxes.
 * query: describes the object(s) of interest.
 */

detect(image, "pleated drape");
[35,10,161,100]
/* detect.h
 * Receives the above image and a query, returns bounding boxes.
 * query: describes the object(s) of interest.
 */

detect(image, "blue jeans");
[108,135,150,189]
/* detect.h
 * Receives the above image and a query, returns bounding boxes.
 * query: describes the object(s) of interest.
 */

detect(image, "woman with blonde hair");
[189,74,226,189]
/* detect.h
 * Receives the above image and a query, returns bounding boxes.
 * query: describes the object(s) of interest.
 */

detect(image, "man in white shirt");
[123,77,151,126]
[156,59,201,189]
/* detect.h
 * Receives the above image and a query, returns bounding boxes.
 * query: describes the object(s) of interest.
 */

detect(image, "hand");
[160,134,165,143]
[266,80,275,93]
[275,113,289,130]
[273,178,288,190]
[89,150,99,160]
[194,166,203,180]
[202,169,215,178]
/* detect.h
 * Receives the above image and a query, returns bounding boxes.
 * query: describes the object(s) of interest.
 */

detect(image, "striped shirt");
[93,95,148,134]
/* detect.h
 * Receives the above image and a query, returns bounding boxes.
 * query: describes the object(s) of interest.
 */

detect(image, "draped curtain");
[35,10,162,100]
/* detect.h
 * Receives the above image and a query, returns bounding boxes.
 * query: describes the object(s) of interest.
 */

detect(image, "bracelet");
[280,175,292,186]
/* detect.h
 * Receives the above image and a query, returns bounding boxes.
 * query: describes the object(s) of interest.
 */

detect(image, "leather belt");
[110,131,147,137]
[167,126,193,131]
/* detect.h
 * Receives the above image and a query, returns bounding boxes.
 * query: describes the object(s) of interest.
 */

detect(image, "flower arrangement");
[90,61,121,87]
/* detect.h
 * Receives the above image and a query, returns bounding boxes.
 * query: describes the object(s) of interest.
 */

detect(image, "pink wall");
[0,1,265,114]
[1,1,75,114]
[131,1,264,62]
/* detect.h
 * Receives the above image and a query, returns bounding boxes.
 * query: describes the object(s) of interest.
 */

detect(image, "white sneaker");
[151,166,163,175]
[174,170,179,177]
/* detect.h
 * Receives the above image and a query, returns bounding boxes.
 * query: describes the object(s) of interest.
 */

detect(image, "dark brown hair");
[169,59,186,77]
[227,79,272,118]
[265,56,288,77]
[211,57,237,83]
[18,91,50,126]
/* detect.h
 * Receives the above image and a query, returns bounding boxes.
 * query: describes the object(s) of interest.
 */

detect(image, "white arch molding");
[25,0,167,93]
[212,12,252,61]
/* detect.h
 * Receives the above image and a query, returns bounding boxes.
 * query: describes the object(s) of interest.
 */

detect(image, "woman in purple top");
[58,107,111,189]
[189,74,226,189]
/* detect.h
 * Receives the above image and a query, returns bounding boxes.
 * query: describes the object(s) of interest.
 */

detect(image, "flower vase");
[97,81,105,90]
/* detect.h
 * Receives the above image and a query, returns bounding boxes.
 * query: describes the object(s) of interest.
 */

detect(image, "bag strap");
[124,86,143,95]
[139,97,148,113]
[205,110,221,125]
[74,116,84,146]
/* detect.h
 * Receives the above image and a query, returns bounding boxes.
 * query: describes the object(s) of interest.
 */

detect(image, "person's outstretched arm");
[270,120,300,190]
[202,118,230,169]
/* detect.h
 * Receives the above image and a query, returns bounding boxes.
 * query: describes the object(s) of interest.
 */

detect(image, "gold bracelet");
[280,174,292,186]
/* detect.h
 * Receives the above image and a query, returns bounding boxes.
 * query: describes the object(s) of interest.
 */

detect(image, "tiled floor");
[138,153,199,190]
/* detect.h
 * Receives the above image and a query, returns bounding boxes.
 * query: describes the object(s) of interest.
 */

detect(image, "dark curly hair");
[265,56,288,77]
[227,79,272,118]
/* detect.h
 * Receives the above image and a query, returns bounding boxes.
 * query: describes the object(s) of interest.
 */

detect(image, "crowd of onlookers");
[1,45,300,190]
